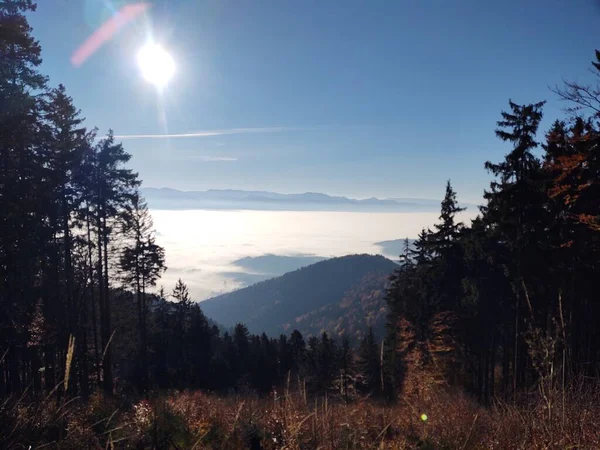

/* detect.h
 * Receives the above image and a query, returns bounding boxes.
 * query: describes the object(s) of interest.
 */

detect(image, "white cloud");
[113,127,287,140]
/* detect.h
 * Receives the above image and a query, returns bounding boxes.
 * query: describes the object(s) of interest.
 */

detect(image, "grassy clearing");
[1,385,599,449]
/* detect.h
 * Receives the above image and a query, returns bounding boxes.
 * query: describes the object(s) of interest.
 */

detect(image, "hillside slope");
[200,254,397,339]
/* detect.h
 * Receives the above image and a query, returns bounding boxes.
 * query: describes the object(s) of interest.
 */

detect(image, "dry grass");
[1,384,599,449]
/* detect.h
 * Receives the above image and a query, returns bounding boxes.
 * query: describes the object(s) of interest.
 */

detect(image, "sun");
[136,43,175,89]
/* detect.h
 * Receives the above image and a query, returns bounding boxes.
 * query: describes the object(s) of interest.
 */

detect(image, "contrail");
[199,156,238,162]
[113,127,289,140]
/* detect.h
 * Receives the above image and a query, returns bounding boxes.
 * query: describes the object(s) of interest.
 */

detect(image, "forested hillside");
[1,2,599,449]
[0,1,396,401]
[201,254,397,338]
[385,96,599,402]
[290,269,390,341]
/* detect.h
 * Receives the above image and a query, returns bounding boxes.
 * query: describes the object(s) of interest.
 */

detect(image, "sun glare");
[136,43,175,89]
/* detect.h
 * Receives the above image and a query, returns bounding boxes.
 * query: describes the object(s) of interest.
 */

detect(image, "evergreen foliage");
[0,2,598,413]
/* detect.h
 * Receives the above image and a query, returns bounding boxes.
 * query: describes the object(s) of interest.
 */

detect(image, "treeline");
[0,2,166,398]
[128,282,384,399]
[385,55,599,402]
[0,2,385,402]
[1,1,599,407]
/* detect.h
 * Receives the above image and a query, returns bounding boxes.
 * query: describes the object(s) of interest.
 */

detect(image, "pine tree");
[43,84,92,396]
[544,116,600,379]
[232,323,251,387]
[0,0,48,396]
[337,336,355,402]
[120,191,165,391]
[459,217,510,401]
[277,334,292,381]
[426,180,466,311]
[89,131,139,394]
[357,327,381,396]
[187,304,212,387]
[482,100,547,395]
[211,331,235,390]
[387,228,433,338]
[149,286,171,388]
[434,181,465,239]
[289,329,307,376]
[171,278,192,383]
[317,332,338,393]
[252,333,278,392]
[306,335,320,391]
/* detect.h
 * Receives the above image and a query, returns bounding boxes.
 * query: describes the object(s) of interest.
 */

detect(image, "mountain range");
[141,187,447,212]
[200,254,398,340]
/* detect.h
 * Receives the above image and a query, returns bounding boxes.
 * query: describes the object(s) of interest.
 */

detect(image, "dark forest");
[1,2,599,449]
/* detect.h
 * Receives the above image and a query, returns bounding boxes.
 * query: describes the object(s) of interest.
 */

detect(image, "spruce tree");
[232,323,251,387]
[120,191,165,391]
[89,131,139,394]
[426,180,466,311]
[337,336,355,402]
[289,329,307,379]
[0,0,48,396]
[357,327,381,395]
[43,84,92,396]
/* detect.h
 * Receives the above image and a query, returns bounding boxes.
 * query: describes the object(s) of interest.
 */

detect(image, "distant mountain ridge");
[200,254,398,340]
[141,187,444,211]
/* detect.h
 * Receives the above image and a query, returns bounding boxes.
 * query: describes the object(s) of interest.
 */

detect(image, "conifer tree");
[337,336,355,402]
[357,327,381,395]
[120,191,165,391]
[482,100,547,395]
[89,131,140,394]
[0,0,47,396]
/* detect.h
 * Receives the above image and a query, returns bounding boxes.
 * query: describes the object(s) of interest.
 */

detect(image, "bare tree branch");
[551,52,600,117]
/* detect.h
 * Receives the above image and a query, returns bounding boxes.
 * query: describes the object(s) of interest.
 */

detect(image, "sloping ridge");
[201,254,397,337]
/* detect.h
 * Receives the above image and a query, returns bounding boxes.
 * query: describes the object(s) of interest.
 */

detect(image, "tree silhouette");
[120,191,165,392]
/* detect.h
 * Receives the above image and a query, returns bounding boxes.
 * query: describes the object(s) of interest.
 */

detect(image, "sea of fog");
[151,209,477,300]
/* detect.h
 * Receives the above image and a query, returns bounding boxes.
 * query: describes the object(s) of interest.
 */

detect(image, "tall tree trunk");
[62,201,77,396]
[481,352,487,403]
[141,277,148,392]
[78,330,89,399]
[63,202,73,335]
[102,214,113,395]
[136,275,146,392]
[97,213,109,395]
[30,346,42,394]
[43,342,56,392]
[489,334,496,401]
[78,286,90,399]
[502,334,509,397]
[513,293,519,398]
[86,211,100,386]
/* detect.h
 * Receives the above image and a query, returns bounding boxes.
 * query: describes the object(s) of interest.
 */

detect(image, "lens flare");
[72,2,151,67]
[420,413,428,422]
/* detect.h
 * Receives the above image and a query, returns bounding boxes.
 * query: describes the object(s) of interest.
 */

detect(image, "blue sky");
[29,0,600,203]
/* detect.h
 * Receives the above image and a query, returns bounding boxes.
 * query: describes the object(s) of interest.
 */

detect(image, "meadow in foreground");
[2,384,599,449]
